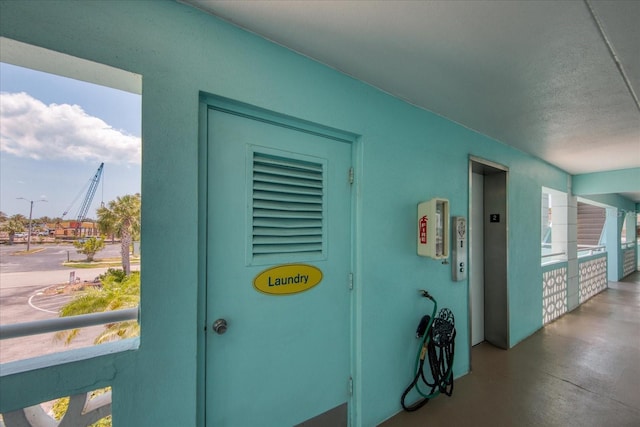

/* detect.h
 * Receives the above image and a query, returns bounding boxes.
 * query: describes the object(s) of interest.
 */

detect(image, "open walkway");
[381,272,640,427]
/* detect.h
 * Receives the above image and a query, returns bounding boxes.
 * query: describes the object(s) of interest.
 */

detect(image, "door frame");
[196,93,361,426]
[468,156,510,369]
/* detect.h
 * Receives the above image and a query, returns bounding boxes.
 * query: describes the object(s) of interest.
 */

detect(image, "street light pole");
[16,197,47,252]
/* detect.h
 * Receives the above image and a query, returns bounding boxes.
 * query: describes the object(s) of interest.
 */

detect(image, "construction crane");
[62,163,104,237]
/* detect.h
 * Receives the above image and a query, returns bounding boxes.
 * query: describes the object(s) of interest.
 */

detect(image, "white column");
[567,177,579,310]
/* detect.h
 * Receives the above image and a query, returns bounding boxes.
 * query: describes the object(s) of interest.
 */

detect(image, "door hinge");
[349,376,353,396]
[348,272,353,290]
[348,167,354,185]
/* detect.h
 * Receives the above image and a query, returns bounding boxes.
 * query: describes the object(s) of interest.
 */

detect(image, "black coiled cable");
[401,301,456,412]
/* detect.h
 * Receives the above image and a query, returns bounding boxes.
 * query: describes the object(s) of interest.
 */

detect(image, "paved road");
[1,268,114,289]
[0,282,105,364]
[0,243,123,274]
[0,243,137,364]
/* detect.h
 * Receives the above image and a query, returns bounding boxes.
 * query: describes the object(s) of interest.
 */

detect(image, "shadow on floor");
[380,272,640,427]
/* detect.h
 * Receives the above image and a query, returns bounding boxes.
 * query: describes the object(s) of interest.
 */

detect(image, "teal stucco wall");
[573,168,640,196]
[0,1,571,425]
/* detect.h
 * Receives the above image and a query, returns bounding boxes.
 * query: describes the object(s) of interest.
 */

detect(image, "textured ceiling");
[183,0,640,200]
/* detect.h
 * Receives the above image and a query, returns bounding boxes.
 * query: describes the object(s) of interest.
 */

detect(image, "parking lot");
[0,242,122,274]
[0,242,132,364]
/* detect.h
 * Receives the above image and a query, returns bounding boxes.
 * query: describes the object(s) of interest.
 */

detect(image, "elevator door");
[471,172,485,345]
[206,106,353,426]
[470,160,509,351]
[483,171,509,349]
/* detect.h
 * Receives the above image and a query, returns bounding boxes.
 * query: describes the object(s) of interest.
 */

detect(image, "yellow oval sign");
[253,264,323,295]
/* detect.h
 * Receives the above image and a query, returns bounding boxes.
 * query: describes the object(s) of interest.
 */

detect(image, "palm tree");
[12,213,28,225]
[1,215,26,245]
[37,215,52,224]
[56,269,140,345]
[54,268,140,427]
[97,194,141,275]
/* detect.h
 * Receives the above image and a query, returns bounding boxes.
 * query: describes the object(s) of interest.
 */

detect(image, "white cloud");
[0,92,141,164]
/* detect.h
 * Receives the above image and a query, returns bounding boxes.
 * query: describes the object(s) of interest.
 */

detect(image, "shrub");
[56,269,140,344]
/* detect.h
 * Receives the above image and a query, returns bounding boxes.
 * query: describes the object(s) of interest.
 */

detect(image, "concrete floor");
[381,271,640,427]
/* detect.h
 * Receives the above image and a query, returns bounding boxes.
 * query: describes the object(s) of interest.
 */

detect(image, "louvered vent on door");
[252,152,324,262]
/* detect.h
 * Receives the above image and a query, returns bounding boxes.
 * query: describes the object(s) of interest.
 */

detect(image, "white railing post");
[1,391,112,427]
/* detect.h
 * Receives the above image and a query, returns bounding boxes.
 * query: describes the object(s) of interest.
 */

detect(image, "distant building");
[49,221,99,238]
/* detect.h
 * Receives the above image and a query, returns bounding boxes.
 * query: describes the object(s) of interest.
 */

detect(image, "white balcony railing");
[577,245,606,258]
[1,392,111,427]
[541,249,566,266]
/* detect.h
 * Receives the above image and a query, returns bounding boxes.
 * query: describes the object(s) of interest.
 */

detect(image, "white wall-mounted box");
[417,198,450,259]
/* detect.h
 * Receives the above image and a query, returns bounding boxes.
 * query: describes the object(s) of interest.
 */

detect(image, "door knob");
[212,318,228,335]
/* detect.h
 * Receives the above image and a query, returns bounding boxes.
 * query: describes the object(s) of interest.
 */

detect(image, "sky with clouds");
[0,62,141,220]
